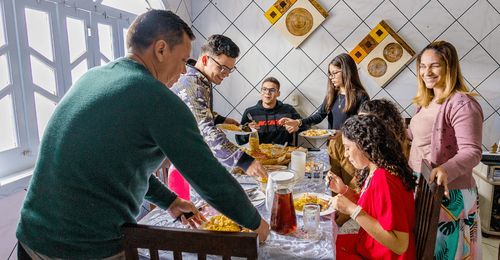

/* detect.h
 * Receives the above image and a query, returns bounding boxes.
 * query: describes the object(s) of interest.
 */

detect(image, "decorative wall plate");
[367,58,387,78]
[383,42,403,62]
[265,0,328,48]
[349,20,415,88]
[285,8,313,36]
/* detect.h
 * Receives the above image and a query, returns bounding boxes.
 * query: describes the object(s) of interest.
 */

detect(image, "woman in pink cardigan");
[408,41,483,259]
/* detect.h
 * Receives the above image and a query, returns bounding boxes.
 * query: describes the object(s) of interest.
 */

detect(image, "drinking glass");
[302,204,321,239]
[290,151,306,182]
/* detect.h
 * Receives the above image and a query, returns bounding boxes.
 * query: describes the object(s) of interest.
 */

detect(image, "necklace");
[338,95,344,109]
[360,171,375,197]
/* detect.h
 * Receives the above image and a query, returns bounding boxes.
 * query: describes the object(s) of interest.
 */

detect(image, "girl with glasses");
[278,53,369,131]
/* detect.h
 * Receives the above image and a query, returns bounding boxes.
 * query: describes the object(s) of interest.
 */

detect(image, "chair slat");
[173,251,182,260]
[149,249,160,260]
[414,160,444,260]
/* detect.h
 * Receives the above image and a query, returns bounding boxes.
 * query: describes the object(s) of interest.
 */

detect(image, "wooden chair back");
[414,159,444,259]
[122,223,258,260]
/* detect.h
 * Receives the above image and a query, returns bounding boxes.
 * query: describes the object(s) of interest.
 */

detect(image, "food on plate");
[244,144,307,165]
[202,215,251,232]
[300,129,330,137]
[305,161,324,173]
[218,123,251,132]
[263,165,288,171]
[257,176,268,183]
[293,193,330,212]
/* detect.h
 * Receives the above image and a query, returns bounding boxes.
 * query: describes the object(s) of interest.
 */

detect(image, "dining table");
[138,150,359,259]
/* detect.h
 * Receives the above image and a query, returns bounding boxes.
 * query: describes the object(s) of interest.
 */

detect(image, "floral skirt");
[434,187,482,260]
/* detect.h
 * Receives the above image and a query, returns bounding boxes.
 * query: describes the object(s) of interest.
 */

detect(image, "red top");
[355,168,416,259]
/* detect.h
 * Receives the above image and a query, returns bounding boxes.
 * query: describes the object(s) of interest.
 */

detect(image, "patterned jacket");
[171,66,254,170]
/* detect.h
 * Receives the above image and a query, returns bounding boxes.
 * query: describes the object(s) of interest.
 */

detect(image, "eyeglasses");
[209,56,236,74]
[328,70,342,79]
[261,87,278,94]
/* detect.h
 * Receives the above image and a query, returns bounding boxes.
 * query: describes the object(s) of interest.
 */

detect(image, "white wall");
[186,0,500,149]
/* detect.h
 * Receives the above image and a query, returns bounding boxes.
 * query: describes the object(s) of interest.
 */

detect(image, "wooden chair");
[414,159,444,259]
[122,223,259,260]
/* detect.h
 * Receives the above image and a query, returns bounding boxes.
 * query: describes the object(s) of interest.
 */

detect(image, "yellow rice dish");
[301,129,330,137]
[202,215,251,232]
[293,193,330,212]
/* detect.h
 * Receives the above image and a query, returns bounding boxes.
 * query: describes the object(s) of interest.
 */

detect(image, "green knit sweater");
[16,58,261,258]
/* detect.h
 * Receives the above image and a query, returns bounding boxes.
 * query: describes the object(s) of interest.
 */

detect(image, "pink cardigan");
[408,92,483,190]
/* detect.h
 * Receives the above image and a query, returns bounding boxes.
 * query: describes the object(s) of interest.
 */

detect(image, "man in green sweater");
[16,10,269,259]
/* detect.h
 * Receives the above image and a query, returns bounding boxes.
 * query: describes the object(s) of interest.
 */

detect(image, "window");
[0,0,137,178]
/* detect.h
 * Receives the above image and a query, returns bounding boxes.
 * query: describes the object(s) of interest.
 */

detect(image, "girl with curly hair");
[358,99,410,159]
[328,115,417,259]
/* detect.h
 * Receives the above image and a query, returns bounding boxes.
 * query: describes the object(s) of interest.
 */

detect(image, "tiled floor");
[483,236,500,259]
[0,190,499,259]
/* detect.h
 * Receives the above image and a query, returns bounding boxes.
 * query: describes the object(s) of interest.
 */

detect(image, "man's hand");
[254,218,270,243]
[246,160,268,179]
[224,117,239,125]
[167,197,207,228]
[248,121,260,130]
[429,166,449,198]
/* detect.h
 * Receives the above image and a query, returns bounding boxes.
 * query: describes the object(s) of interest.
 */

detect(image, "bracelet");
[297,119,302,127]
[350,205,362,220]
[341,185,349,195]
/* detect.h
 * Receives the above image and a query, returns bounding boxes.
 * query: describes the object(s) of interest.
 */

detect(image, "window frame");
[0,0,137,178]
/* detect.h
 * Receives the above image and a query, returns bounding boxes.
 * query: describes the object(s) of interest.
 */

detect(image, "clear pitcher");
[269,171,297,235]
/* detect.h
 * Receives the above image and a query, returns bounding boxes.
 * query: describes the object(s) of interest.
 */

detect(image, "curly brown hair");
[359,99,410,158]
[341,115,416,191]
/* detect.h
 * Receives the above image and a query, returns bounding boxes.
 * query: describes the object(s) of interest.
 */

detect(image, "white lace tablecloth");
[139,150,359,259]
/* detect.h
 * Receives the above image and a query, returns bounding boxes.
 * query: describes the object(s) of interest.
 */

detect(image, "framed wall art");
[349,20,416,88]
[264,0,328,48]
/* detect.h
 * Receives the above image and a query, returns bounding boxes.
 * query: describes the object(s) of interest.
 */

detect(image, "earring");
[202,56,207,64]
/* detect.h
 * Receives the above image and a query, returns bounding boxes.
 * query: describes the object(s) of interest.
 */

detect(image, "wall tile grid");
[179,0,499,149]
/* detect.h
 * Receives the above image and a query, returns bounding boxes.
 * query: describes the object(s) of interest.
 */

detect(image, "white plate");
[293,192,334,216]
[299,129,336,139]
[216,124,257,135]
[250,190,265,207]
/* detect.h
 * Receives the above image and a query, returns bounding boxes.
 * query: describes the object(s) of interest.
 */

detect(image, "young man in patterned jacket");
[172,34,267,178]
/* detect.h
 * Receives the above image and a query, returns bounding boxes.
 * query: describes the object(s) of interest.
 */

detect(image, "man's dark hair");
[201,34,240,58]
[127,10,195,52]
[262,76,280,90]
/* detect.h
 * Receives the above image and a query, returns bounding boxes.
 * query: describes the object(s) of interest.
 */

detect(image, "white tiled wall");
[183,0,499,149]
